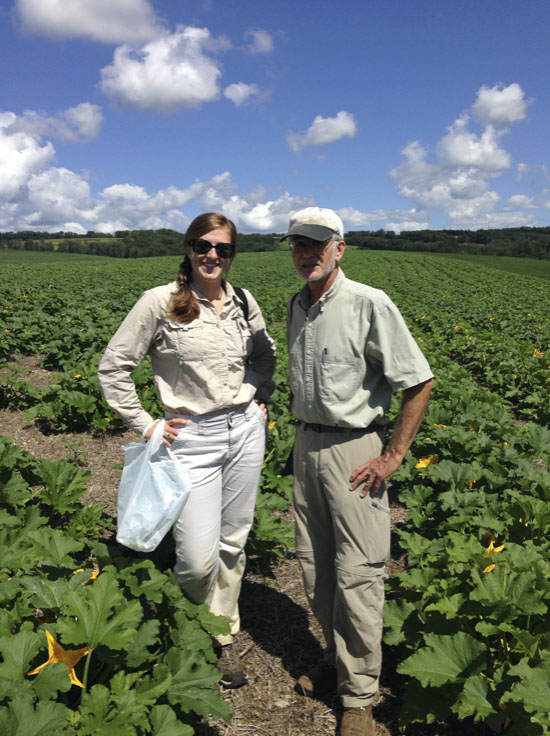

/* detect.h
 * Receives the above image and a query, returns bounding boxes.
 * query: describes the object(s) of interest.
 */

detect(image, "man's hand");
[349,452,403,498]
[349,378,434,498]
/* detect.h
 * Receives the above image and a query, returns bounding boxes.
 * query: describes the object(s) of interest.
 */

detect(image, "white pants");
[169,401,266,644]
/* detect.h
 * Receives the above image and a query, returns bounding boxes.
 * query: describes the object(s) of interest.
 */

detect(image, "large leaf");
[33,458,91,512]
[451,674,496,721]
[0,630,42,698]
[397,632,487,687]
[0,695,69,736]
[56,572,142,651]
[165,647,231,722]
[25,529,84,568]
[149,705,193,736]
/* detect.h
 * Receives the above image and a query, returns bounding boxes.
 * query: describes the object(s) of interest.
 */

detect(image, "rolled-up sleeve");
[243,288,276,403]
[366,297,434,392]
[98,290,162,434]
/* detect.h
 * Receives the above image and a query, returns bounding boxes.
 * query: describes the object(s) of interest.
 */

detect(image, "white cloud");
[385,220,430,233]
[0,115,55,201]
[472,82,531,127]
[5,103,103,142]
[389,83,544,228]
[16,0,163,43]
[224,82,261,106]
[507,194,537,209]
[287,111,358,153]
[437,116,511,173]
[99,27,226,111]
[244,29,274,54]
[25,167,94,226]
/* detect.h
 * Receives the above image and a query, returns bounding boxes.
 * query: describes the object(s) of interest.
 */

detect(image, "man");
[283,207,433,736]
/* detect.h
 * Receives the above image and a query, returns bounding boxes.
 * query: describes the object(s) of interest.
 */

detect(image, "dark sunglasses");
[189,238,235,259]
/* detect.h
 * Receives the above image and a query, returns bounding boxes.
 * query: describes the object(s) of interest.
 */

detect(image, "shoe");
[339,706,375,736]
[294,663,337,698]
[216,644,248,689]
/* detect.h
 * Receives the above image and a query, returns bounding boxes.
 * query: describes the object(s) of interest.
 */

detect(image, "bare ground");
[0,358,492,736]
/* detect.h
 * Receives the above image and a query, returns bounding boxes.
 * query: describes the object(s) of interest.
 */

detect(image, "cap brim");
[279,224,336,242]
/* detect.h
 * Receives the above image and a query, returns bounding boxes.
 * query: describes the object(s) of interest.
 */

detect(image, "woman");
[98,213,276,688]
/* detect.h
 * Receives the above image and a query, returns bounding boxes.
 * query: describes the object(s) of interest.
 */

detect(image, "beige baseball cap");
[280,206,344,241]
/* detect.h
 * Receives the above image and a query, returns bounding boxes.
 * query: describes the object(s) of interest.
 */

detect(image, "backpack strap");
[233,286,249,322]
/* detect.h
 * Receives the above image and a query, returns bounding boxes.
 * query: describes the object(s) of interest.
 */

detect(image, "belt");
[299,421,380,434]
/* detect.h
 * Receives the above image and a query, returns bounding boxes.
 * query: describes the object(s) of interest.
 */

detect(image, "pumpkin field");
[1,248,549,735]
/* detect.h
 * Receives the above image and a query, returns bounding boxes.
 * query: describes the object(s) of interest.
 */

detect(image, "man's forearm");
[386,378,434,461]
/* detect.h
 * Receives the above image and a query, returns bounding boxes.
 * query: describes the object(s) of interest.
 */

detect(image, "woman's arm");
[98,290,163,434]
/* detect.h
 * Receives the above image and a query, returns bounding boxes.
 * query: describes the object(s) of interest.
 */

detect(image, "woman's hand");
[145,417,188,446]
[254,399,268,420]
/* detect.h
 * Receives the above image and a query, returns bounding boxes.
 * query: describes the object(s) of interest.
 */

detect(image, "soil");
[0,358,492,736]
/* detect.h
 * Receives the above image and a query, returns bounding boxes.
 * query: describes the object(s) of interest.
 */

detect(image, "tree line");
[0,229,281,257]
[1,226,550,259]
[346,227,550,259]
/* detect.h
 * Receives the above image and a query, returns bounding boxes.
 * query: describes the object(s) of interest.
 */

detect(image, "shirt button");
[308,322,313,327]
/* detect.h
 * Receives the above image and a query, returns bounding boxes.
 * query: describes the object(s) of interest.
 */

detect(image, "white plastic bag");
[116,420,191,552]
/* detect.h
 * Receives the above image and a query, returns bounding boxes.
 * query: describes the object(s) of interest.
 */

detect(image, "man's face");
[289,236,345,282]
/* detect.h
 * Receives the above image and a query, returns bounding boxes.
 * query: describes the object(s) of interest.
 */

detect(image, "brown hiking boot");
[294,663,337,698]
[215,644,247,689]
[339,706,375,736]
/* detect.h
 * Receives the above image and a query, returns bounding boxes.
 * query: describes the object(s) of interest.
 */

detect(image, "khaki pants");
[170,401,266,645]
[293,423,390,708]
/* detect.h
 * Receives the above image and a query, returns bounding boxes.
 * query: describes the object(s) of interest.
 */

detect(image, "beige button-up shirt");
[98,281,276,434]
[287,268,433,429]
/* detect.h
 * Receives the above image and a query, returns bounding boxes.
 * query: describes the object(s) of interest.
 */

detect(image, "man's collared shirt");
[99,281,276,434]
[287,268,433,429]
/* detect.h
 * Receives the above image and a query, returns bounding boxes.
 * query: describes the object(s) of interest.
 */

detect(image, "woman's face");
[186,225,234,290]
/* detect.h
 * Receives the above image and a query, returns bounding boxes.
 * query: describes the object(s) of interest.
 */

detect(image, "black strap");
[233,286,249,322]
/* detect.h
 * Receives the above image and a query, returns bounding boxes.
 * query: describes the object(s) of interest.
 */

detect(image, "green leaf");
[125,619,161,668]
[0,630,42,698]
[383,598,418,646]
[165,647,231,722]
[506,660,550,719]
[33,458,91,512]
[1,695,69,736]
[149,705,193,735]
[452,674,496,721]
[397,632,487,687]
[25,528,84,567]
[57,572,142,651]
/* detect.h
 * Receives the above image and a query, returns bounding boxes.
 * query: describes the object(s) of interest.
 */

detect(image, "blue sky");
[1,0,549,234]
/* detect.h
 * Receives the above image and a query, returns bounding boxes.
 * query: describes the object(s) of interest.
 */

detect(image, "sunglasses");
[288,237,332,253]
[189,239,235,259]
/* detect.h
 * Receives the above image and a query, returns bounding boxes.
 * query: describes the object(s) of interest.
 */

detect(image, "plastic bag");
[116,420,191,552]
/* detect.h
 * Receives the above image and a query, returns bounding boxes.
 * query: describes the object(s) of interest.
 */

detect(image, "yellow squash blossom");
[484,540,505,558]
[533,348,543,358]
[72,568,99,581]
[27,631,89,688]
[433,423,447,429]
[415,456,436,469]
[268,420,276,432]
[483,564,496,574]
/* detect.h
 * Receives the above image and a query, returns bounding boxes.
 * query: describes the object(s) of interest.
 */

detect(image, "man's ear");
[335,239,346,263]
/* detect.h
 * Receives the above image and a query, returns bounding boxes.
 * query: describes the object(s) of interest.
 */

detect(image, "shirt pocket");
[160,320,207,361]
[319,355,363,403]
